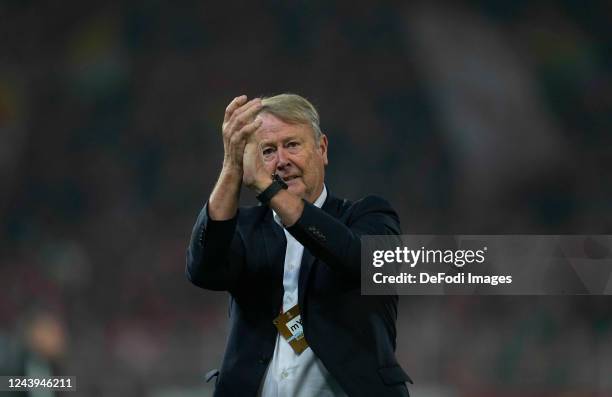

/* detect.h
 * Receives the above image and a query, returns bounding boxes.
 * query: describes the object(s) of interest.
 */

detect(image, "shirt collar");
[273,184,327,226]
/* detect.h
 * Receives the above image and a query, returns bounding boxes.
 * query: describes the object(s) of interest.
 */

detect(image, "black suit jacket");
[186,191,412,397]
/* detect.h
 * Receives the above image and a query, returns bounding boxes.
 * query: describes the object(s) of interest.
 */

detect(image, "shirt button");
[280,369,289,379]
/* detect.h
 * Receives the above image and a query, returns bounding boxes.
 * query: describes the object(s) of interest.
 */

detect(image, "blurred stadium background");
[1,0,611,396]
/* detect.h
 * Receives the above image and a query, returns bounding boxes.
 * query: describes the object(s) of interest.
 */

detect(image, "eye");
[287,141,299,148]
[262,147,275,156]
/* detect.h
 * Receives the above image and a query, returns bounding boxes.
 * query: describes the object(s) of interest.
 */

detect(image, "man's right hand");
[222,95,263,173]
[208,95,263,221]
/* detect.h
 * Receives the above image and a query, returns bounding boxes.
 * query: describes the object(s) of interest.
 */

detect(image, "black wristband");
[256,175,288,205]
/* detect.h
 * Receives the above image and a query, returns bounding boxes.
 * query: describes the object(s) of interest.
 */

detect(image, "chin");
[287,185,306,199]
[288,186,305,196]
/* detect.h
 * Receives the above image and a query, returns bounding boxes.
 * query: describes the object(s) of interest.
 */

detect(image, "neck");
[306,184,325,204]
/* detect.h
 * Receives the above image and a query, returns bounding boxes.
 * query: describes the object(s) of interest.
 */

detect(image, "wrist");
[255,175,288,205]
[221,163,243,178]
[254,176,274,194]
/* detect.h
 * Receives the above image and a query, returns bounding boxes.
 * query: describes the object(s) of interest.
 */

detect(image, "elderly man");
[186,94,412,397]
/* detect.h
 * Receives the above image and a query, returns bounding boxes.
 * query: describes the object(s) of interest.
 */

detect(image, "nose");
[276,147,291,172]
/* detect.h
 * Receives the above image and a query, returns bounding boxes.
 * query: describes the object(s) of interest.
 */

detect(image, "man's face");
[256,112,328,203]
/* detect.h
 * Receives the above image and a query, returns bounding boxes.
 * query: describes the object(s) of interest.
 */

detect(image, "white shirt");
[258,185,347,397]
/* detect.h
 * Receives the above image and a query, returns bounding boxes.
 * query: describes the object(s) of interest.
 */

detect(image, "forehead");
[256,113,313,143]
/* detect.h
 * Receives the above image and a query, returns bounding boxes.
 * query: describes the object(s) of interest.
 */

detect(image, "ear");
[318,134,329,166]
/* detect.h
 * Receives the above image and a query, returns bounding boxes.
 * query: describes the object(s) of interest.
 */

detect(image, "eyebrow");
[261,136,302,146]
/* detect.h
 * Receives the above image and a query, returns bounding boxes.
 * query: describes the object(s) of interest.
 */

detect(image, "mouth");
[281,175,300,183]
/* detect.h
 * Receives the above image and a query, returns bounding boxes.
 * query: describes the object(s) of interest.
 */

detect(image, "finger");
[224,98,256,140]
[229,97,261,122]
[224,95,248,123]
[231,118,262,146]
[242,140,260,168]
[243,140,257,154]
[230,99,263,130]
[240,118,263,139]
[224,98,259,137]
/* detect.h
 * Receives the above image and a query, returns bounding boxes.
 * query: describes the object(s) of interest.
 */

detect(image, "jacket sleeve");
[285,195,401,280]
[185,203,245,291]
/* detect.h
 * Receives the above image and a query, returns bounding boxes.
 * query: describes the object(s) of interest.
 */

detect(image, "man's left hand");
[243,133,273,194]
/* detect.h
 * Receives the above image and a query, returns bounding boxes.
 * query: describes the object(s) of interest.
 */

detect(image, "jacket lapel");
[298,193,344,310]
[298,248,316,310]
[259,207,287,316]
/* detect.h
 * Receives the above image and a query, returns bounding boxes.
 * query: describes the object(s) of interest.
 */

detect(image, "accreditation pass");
[272,304,309,354]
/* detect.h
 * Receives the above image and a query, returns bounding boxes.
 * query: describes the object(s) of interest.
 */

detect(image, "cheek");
[263,159,277,173]
[293,154,311,170]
